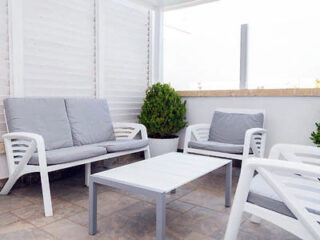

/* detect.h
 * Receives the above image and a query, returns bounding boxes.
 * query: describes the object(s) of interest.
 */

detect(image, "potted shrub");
[138,83,188,157]
[311,122,320,147]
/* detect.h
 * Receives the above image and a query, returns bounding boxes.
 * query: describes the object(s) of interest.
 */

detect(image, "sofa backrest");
[65,98,115,146]
[4,98,74,151]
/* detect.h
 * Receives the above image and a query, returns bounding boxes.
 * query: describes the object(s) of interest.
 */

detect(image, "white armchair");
[225,144,320,240]
[184,108,267,161]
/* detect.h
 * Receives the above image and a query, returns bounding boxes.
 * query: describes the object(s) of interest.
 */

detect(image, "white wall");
[178,96,320,156]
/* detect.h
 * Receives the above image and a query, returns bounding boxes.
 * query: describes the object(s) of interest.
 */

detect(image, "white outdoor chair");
[184,108,267,162]
[225,144,320,240]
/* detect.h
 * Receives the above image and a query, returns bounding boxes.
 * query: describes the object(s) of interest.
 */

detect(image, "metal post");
[156,192,166,240]
[88,179,97,235]
[225,161,232,207]
[240,24,248,89]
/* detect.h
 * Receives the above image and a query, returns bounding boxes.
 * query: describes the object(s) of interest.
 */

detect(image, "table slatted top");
[92,152,231,193]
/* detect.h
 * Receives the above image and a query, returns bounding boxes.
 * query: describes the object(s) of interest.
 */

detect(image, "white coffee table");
[88,152,232,240]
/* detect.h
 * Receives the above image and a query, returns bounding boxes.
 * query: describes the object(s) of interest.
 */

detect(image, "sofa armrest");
[243,128,267,160]
[113,122,148,140]
[2,132,47,173]
[183,124,210,152]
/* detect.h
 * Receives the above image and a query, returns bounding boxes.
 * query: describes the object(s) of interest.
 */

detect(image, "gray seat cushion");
[30,145,107,165]
[247,174,320,218]
[65,98,115,146]
[4,98,73,151]
[188,140,244,154]
[96,139,149,153]
[209,111,264,144]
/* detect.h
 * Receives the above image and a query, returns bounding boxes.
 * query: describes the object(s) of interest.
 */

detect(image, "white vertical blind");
[23,0,96,97]
[0,0,9,152]
[102,0,150,122]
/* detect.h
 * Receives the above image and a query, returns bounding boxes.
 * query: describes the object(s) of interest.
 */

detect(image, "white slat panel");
[103,0,150,122]
[0,0,10,151]
[23,0,95,97]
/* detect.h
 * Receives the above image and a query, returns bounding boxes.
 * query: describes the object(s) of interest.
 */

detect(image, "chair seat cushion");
[247,174,320,218]
[188,141,244,154]
[30,145,107,165]
[96,139,149,153]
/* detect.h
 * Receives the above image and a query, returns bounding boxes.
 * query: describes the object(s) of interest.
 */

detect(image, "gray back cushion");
[209,111,264,144]
[65,98,115,146]
[4,98,74,150]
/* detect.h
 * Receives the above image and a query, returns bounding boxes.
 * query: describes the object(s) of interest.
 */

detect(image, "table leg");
[225,162,232,207]
[156,193,166,240]
[88,180,97,235]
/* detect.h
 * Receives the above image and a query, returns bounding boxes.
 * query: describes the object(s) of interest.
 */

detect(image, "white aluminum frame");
[183,108,267,161]
[0,122,150,217]
[225,144,320,240]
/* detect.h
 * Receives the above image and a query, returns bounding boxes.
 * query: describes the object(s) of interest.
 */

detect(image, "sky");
[163,0,320,90]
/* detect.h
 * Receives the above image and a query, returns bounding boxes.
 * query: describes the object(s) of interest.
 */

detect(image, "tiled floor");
[0,156,299,240]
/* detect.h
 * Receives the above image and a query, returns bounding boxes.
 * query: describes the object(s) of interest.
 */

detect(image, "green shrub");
[311,122,320,147]
[138,83,188,138]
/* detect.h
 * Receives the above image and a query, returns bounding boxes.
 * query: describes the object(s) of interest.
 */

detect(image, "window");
[163,0,320,91]
[163,2,241,91]
[246,0,320,89]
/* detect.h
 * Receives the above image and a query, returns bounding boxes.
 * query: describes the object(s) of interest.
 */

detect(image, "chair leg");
[85,163,91,187]
[144,147,151,159]
[39,167,53,217]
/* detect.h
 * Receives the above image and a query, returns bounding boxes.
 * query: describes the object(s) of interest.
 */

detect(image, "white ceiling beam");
[138,0,218,10]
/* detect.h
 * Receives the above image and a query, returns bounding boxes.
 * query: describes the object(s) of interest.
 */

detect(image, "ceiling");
[141,0,218,9]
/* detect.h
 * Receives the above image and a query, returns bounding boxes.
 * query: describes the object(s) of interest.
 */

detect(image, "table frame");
[88,161,232,240]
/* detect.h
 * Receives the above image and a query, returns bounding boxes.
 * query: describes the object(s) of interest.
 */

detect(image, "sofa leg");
[144,147,151,159]
[40,168,53,217]
[85,163,91,187]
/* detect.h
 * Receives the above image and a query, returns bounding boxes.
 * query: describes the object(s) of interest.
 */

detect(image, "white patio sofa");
[0,98,150,217]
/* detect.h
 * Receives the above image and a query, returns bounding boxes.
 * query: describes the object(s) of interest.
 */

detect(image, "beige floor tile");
[179,187,231,213]
[13,199,84,227]
[67,210,103,227]
[166,206,230,239]
[167,200,195,213]
[0,220,56,240]
[115,201,181,232]
[42,218,99,240]
[97,213,154,240]
[238,219,300,240]
[0,212,20,227]
[75,191,139,217]
[0,194,33,214]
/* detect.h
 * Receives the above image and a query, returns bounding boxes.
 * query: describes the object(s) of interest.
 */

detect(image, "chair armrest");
[2,132,47,173]
[183,124,210,152]
[113,122,148,140]
[243,128,267,159]
[246,157,320,177]
[269,144,320,165]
